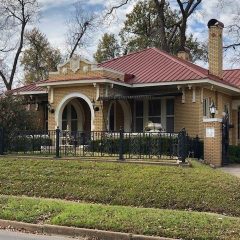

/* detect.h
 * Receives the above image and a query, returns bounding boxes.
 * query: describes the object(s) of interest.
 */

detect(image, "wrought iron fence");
[0,128,203,161]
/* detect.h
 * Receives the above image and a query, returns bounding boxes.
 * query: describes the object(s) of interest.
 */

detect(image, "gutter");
[36,78,240,94]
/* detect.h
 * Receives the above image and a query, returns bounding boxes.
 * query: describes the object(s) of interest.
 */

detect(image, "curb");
[0,219,177,240]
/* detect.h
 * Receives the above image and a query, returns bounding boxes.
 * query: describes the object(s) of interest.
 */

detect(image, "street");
[0,230,86,240]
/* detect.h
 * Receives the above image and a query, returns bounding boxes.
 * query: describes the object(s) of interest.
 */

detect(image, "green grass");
[0,157,240,217]
[0,195,240,240]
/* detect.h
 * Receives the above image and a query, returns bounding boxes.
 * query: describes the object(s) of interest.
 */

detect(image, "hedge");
[6,135,52,153]
[89,135,178,156]
[229,145,240,163]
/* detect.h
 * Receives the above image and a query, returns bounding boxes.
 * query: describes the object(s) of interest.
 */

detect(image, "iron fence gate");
[0,128,203,161]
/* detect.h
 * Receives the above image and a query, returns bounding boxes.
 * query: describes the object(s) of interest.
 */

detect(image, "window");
[148,99,161,123]
[135,100,143,132]
[109,103,115,131]
[203,98,211,117]
[44,103,48,131]
[166,99,174,132]
[71,105,78,132]
[62,106,68,130]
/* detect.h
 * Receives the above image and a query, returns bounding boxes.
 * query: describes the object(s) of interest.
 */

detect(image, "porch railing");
[0,128,203,161]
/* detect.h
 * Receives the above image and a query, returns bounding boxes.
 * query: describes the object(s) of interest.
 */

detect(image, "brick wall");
[203,120,222,167]
[175,88,201,137]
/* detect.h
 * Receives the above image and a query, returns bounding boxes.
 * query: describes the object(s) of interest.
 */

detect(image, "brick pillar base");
[203,118,222,167]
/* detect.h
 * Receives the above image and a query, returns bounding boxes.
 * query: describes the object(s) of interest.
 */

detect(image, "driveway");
[221,164,240,178]
[0,230,86,240]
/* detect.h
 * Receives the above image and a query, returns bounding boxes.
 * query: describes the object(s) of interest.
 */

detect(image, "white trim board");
[37,78,240,94]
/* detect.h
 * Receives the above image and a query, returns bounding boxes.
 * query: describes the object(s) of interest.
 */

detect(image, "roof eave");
[37,79,132,88]
[12,91,48,96]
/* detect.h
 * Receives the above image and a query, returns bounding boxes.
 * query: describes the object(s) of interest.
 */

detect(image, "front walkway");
[221,164,240,178]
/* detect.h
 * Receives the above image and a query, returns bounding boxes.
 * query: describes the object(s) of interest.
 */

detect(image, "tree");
[0,95,37,137]
[107,0,202,53]
[0,0,39,90]
[21,28,62,84]
[120,0,206,61]
[94,33,120,63]
[66,1,98,58]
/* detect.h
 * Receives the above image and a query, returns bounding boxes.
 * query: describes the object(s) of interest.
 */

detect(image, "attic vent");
[83,66,89,72]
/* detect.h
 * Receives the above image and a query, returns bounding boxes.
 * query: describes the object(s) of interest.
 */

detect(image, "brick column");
[93,102,107,131]
[203,118,222,167]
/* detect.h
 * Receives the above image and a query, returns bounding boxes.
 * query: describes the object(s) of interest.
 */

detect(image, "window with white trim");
[166,99,174,132]
[203,98,211,117]
[148,99,161,123]
[135,100,144,132]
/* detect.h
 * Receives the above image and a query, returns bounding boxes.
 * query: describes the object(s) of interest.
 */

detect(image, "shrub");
[90,134,178,156]
[229,145,240,163]
[7,135,52,153]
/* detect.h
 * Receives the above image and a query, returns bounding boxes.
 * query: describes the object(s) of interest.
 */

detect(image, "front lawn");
[0,157,240,217]
[1,195,240,240]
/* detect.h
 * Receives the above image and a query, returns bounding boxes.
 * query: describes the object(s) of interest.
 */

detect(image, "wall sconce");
[92,99,99,112]
[209,101,216,118]
[47,102,55,114]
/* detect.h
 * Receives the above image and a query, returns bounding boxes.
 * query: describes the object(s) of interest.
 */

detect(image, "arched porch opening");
[55,92,94,131]
[107,100,132,132]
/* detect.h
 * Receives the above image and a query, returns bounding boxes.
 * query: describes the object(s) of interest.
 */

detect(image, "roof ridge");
[151,48,208,78]
[224,68,240,71]
[99,48,154,65]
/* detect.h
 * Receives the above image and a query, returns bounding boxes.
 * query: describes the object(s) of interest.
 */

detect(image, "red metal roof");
[99,47,240,88]
[8,48,240,94]
[7,83,47,95]
[223,69,240,88]
[99,48,208,84]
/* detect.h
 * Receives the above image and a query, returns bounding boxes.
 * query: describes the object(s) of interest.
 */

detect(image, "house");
[9,19,240,146]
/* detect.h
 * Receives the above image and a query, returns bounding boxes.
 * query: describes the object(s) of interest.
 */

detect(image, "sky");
[21,0,240,69]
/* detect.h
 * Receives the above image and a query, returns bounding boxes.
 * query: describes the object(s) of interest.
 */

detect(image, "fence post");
[178,128,188,163]
[56,127,60,158]
[0,128,4,155]
[119,127,124,161]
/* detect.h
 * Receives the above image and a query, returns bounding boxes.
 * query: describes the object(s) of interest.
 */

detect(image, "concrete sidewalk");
[0,229,85,240]
[221,164,240,178]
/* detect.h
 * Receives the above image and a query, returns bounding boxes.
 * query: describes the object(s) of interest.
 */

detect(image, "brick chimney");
[208,19,224,78]
[177,47,191,61]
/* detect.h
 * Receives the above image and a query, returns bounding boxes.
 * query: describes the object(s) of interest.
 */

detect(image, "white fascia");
[13,91,47,95]
[37,79,131,88]
[37,78,240,94]
[132,78,240,93]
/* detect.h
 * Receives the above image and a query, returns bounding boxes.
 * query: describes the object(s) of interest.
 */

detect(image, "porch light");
[47,102,55,114]
[92,99,99,112]
[209,101,216,118]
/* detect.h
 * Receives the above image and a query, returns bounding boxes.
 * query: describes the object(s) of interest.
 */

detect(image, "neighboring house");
[9,19,240,146]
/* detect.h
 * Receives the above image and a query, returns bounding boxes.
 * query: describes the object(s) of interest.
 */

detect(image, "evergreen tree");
[94,33,120,63]
[21,28,62,84]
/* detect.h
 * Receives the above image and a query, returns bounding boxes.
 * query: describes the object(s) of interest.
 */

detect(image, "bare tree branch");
[106,0,129,15]
[66,1,98,58]
[0,0,39,90]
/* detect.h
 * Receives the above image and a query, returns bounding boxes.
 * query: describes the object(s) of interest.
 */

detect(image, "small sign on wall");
[206,128,215,138]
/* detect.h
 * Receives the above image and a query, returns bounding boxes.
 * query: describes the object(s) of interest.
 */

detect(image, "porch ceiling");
[99,92,182,101]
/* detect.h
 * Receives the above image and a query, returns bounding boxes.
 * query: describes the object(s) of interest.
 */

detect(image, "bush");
[229,145,240,163]
[90,134,178,156]
[7,135,52,153]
